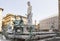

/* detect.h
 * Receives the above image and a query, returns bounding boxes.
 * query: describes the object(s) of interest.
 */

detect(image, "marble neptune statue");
[27,1,32,25]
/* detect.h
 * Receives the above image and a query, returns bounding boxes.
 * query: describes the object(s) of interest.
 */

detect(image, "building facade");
[2,14,27,30]
[0,8,3,32]
[39,16,58,31]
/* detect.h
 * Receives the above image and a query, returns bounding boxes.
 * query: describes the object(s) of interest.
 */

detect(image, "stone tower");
[0,8,3,32]
[27,1,32,25]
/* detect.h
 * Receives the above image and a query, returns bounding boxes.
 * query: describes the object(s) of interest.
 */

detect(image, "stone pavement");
[0,34,10,41]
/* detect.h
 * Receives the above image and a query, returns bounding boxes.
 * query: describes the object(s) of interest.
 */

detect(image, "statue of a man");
[49,23,55,32]
[27,1,32,25]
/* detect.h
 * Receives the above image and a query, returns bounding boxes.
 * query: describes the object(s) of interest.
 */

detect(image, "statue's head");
[27,1,31,6]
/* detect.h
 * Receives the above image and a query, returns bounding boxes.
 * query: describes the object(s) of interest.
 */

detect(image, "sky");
[0,0,58,24]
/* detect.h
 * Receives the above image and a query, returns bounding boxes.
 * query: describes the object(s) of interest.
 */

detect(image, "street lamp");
[0,8,4,32]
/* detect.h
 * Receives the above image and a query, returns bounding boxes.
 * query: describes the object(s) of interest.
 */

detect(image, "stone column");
[0,8,3,32]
